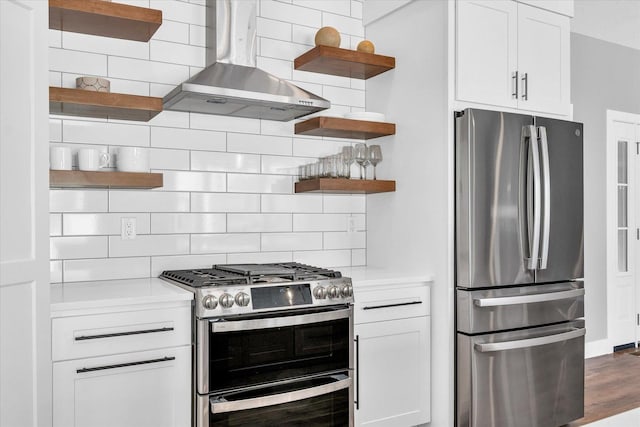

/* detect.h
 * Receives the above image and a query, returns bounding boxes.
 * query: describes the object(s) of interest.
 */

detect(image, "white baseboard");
[585,338,612,358]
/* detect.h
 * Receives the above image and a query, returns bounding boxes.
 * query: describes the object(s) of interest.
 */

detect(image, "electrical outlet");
[121,217,136,240]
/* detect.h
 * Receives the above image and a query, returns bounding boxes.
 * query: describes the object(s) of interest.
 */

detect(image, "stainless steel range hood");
[163,0,330,121]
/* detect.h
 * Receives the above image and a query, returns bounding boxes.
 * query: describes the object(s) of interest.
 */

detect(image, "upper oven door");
[197,305,353,394]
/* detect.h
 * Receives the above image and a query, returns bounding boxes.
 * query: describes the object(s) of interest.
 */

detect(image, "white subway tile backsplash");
[151,213,226,234]
[151,253,227,276]
[150,148,190,170]
[257,17,292,41]
[49,29,62,48]
[227,251,293,264]
[191,193,260,213]
[49,71,62,87]
[262,232,322,251]
[191,152,261,173]
[292,0,350,16]
[291,24,315,47]
[151,0,204,26]
[227,133,292,156]
[351,0,363,19]
[50,190,108,213]
[293,249,351,267]
[323,231,366,249]
[109,57,190,85]
[192,233,261,254]
[322,85,365,107]
[62,32,149,59]
[260,38,309,61]
[261,156,310,175]
[161,171,226,192]
[227,174,292,194]
[227,214,292,233]
[151,126,226,151]
[321,12,364,37]
[293,214,347,232]
[260,120,294,137]
[191,113,261,134]
[261,0,321,28]
[256,56,292,80]
[292,137,349,158]
[50,120,62,142]
[261,194,322,213]
[63,120,150,147]
[292,68,351,88]
[149,111,190,128]
[150,40,205,67]
[50,261,63,283]
[189,25,206,47]
[109,191,190,212]
[64,257,150,282]
[49,48,107,76]
[51,236,108,260]
[63,213,151,236]
[109,234,189,257]
[150,83,178,97]
[152,20,190,44]
[351,248,366,266]
[322,194,365,213]
[50,214,62,236]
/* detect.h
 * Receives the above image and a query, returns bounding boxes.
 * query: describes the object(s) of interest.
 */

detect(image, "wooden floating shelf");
[294,46,395,80]
[295,178,396,194]
[295,117,395,140]
[50,87,163,122]
[50,170,163,189]
[49,0,162,42]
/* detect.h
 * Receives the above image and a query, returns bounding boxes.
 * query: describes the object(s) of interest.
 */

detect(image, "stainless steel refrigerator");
[455,108,585,427]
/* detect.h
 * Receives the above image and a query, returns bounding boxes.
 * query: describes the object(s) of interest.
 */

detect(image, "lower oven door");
[198,373,353,427]
[198,305,352,394]
[456,319,585,427]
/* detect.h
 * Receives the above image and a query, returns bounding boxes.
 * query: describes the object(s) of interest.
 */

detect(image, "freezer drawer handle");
[474,328,585,353]
[473,288,584,307]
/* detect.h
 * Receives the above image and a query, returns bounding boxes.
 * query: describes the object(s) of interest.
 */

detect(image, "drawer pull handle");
[74,327,174,341]
[362,301,423,311]
[76,356,175,374]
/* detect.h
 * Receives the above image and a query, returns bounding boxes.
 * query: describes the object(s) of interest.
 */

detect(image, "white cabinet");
[456,0,570,115]
[52,304,191,427]
[353,283,430,426]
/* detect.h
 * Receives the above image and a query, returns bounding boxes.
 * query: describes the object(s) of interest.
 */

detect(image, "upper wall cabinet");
[456,0,570,116]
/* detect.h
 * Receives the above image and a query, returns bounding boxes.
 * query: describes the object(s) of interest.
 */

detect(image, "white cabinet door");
[355,317,430,427]
[53,347,191,427]
[517,2,570,115]
[456,0,518,109]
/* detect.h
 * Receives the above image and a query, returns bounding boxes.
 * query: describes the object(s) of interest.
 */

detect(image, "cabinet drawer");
[354,284,430,324]
[52,306,191,362]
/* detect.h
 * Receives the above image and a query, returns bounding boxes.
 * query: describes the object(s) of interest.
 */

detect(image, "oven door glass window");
[208,307,350,392]
[209,374,351,427]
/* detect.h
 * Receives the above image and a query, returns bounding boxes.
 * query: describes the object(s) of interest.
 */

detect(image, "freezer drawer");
[457,282,583,334]
[456,320,585,427]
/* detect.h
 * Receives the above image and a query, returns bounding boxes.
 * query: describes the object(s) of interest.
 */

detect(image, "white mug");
[78,148,110,171]
[117,147,149,172]
[50,146,72,170]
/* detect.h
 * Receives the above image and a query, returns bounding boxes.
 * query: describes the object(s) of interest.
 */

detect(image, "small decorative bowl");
[76,76,110,92]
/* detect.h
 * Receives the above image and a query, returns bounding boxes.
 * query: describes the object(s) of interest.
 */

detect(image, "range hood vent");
[163,0,330,121]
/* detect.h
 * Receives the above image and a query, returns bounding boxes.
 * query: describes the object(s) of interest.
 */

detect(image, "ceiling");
[571,0,640,50]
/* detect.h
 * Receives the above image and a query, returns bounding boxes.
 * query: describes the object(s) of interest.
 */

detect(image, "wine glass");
[341,146,354,179]
[354,143,369,180]
[368,145,383,180]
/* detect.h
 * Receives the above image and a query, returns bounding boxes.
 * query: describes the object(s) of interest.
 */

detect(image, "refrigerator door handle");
[525,125,541,270]
[473,288,584,307]
[474,327,585,353]
[538,126,551,269]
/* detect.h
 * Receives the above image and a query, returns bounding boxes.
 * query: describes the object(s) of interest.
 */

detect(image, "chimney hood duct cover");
[163,0,330,121]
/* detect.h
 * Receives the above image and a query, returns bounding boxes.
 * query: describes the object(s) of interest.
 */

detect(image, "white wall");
[572,0,640,51]
[49,0,369,284]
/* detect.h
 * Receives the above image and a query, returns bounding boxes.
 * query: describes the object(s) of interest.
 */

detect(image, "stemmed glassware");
[368,145,383,180]
[341,146,354,179]
[354,143,369,180]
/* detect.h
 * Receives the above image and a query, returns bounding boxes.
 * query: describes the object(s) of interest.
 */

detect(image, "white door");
[354,317,430,427]
[456,0,518,109]
[0,1,50,426]
[516,3,570,115]
[606,111,640,349]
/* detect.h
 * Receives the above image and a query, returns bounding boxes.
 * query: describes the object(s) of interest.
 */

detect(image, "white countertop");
[338,266,434,288]
[51,278,193,316]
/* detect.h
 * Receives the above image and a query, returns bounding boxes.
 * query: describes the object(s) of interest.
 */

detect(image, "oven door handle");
[210,307,352,333]
[210,376,352,414]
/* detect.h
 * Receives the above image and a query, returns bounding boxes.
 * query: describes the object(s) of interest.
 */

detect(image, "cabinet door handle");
[354,335,360,410]
[74,327,174,341]
[512,71,519,99]
[522,72,529,100]
[362,301,422,310]
[76,356,175,374]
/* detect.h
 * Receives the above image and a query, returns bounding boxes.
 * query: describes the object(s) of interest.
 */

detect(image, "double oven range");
[160,263,354,427]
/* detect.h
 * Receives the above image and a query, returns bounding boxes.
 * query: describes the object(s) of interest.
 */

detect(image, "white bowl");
[343,112,386,122]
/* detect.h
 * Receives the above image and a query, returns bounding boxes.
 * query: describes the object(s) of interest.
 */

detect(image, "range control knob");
[327,285,340,299]
[341,284,353,298]
[313,286,327,299]
[219,293,234,308]
[202,295,218,310]
[235,292,250,307]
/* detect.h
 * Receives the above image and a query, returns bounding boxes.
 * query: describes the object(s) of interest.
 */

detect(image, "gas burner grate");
[160,269,249,288]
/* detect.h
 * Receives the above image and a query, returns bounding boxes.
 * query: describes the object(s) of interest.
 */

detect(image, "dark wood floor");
[568,349,640,426]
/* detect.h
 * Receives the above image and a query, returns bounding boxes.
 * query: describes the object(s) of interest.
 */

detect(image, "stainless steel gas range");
[160,262,354,427]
